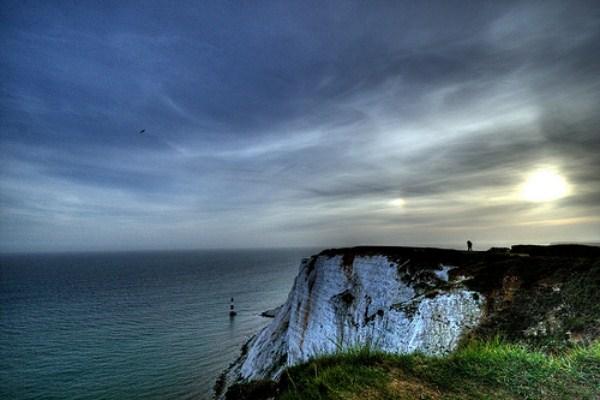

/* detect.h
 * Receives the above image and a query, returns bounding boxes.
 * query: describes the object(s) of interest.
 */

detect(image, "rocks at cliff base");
[260,305,283,318]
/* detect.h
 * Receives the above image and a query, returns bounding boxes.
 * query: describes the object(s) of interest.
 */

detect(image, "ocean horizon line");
[3,241,598,257]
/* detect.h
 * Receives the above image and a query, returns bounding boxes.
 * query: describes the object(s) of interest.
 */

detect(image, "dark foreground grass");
[232,340,600,400]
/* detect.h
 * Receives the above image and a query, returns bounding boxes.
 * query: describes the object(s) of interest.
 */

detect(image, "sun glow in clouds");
[388,198,406,208]
[521,169,570,202]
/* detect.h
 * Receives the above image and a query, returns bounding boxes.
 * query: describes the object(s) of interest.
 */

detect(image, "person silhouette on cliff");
[467,240,473,252]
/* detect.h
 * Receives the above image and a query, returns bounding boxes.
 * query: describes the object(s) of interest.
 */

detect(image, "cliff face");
[240,253,483,380]
[217,245,600,397]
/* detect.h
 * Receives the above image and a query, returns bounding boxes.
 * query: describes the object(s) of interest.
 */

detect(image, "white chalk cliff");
[220,248,485,390]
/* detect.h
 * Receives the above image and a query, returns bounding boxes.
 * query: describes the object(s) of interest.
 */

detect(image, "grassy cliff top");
[227,340,600,400]
[317,244,600,260]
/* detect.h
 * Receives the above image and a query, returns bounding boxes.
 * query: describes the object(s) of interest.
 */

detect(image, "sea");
[0,248,318,400]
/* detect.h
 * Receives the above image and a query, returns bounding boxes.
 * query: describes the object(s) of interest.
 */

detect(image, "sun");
[388,198,406,207]
[521,169,570,202]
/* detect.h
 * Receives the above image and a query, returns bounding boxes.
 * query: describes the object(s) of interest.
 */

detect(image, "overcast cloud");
[1,1,599,252]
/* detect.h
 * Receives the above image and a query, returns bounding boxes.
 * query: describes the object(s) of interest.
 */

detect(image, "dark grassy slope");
[222,245,600,400]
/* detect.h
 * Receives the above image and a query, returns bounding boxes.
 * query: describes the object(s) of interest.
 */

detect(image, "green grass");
[229,340,600,400]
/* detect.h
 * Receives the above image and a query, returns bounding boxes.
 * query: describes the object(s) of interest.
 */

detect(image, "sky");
[1,1,599,253]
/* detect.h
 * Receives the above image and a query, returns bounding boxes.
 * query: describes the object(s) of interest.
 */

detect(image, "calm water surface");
[0,248,317,400]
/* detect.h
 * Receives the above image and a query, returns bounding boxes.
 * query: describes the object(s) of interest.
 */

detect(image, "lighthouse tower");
[229,297,237,317]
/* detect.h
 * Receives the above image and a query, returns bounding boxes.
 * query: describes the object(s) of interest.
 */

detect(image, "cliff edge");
[215,245,600,399]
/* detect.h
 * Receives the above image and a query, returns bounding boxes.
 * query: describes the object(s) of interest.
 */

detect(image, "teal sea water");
[0,248,316,400]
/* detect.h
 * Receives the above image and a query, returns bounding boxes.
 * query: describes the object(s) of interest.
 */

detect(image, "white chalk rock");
[235,253,484,382]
